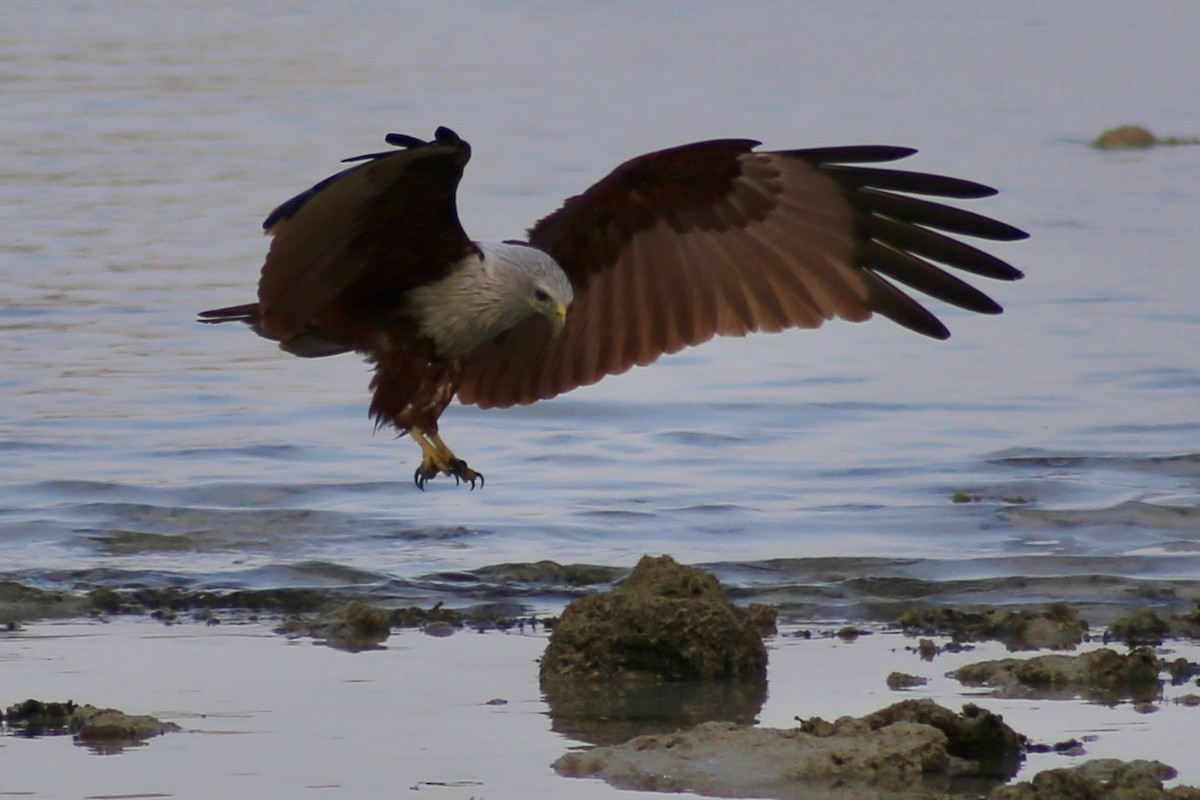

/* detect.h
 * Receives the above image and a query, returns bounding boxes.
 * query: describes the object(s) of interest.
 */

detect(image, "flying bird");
[200,126,1025,489]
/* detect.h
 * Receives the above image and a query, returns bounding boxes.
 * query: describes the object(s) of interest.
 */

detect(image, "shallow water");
[3,619,1200,798]
[3,3,1200,618]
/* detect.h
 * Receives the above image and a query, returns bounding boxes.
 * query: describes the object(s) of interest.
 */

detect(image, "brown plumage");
[200,127,1025,489]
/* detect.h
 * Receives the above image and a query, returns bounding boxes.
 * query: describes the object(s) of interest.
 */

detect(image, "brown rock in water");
[1091,125,1158,149]
[1167,601,1200,639]
[1107,607,1170,646]
[899,604,1087,651]
[3,698,78,733]
[954,647,1162,703]
[988,758,1200,799]
[554,699,1024,797]
[293,600,391,651]
[854,698,1024,779]
[323,600,391,650]
[539,555,771,681]
[2,699,179,745]
[71,705,181,742]
[886,671,928,690]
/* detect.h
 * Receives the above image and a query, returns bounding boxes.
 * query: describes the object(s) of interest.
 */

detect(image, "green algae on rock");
[539,555,774,681]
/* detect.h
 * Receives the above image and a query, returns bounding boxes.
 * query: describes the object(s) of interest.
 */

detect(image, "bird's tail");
[197,302,352,358]
[198,302,261,324]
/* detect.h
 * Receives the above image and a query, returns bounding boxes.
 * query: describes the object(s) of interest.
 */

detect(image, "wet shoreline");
[4,558,1199,798]
[6,552,1200,631]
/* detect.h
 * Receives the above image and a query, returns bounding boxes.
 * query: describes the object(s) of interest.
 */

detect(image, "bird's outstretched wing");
[255,127,477,342]
[456,140,1026,409]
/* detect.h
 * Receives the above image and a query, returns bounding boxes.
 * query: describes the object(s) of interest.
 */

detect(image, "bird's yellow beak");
[551,302,569,335]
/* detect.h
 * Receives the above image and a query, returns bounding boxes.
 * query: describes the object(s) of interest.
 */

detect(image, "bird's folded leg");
[410,428,484,490]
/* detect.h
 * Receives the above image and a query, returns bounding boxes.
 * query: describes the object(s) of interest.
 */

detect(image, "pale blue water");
[2,0,1199,622]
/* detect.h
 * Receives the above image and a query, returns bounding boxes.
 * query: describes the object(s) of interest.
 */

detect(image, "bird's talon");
[410,446,483,490]
[414,466,434,491]
[447,458,483,489]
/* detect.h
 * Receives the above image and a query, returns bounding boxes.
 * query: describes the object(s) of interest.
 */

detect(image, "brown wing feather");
[457,140,1026,409]
[256,133,476,342]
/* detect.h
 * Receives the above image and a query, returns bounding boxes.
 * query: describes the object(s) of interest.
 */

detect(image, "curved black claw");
[414,465,436,491]
[449,459,484,490]
[412,460,484,490]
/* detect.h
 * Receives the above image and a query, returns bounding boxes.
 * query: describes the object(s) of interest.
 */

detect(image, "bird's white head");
[407,240,573,359]
[490,240,573,334]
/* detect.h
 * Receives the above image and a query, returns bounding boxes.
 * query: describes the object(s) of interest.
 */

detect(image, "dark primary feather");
[456,140,1025,408]
[197,302,259,323]
[254,131,476,344]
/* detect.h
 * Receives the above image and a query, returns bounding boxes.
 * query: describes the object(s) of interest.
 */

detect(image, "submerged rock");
[954,647,1162,703]
[899,604,1086,651]
[887,671,928,690]
[1167,602,1200,639]
[279,600,392,652]
[1092,125,1158,149]
[1107,607,1170,646]
[988,758,1200,799]
[71,704,181,743]
[2,699,78,733]
[0,581,87,624]
[1089,125,1200,150]
[467,560,619,586]
[554,699,1023,798]
[2,698,179,747]
[539,555,773,681]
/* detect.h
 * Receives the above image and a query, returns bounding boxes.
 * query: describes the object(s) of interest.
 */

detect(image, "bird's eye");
[534,289,551,302]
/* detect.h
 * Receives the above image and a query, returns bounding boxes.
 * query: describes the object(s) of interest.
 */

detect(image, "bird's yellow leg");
[410,427,483,490]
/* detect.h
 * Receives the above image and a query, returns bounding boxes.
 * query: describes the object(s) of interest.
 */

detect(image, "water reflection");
[543,676,767,746]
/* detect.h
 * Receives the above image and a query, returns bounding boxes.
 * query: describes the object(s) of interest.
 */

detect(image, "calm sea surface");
[2,1,1198,622]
